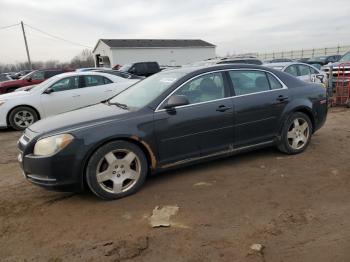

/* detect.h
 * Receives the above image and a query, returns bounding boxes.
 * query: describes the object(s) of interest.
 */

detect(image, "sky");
[0,0,349,64]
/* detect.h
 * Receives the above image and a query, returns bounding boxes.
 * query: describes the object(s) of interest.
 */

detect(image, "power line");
[0,23,20,31]
[25,23,93,49]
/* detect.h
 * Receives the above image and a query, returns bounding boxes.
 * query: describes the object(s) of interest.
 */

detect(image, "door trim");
[155,68,288,112]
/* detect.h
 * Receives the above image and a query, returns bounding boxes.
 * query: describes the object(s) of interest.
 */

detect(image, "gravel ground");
[1,108,350,262]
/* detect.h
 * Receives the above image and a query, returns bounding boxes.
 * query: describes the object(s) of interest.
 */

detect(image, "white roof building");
[92,39,216,68]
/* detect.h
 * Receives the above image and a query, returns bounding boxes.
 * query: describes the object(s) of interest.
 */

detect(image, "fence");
[257,45,350,60]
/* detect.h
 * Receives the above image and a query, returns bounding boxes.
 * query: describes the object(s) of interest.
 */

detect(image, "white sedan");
[264,62,328,85]
[0,71,139,130]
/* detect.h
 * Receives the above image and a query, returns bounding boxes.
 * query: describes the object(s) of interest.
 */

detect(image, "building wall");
[93,41,113,67]
[109,47,216,67]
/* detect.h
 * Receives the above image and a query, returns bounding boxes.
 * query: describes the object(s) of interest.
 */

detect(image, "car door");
[154,72,234,166]
[40,76,81,117]
[79,75,116,105]
[228,70,289,147]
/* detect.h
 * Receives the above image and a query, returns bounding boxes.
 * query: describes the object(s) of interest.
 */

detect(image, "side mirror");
[316,74,325,83]
[44,87,54,94]
[27,77,32,82]
[164,95,189,109]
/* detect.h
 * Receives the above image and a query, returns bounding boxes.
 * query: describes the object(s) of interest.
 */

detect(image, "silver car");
[264,62,327,85]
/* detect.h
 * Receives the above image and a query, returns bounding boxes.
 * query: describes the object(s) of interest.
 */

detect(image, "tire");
[86,141,148,200]
[8,106,39,131]
[277,112,312,155]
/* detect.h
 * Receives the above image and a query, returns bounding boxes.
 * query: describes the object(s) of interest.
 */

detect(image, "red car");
[0,69,73,94]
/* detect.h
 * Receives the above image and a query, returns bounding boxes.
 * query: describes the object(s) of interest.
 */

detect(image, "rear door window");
[267,73,283,89]
[228,70,270,95]
[285,65,298,77]
[82,75,106,88]
[298,65,311,76]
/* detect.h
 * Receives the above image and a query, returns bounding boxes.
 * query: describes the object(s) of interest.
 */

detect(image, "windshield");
[119,64,132,72]
[28,75,61,92]
[340,52,350,62]
[109,70,187,110]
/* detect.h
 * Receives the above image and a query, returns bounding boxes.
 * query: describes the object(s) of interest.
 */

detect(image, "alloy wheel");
[14,110,35,128]
[96,149,141,194]
[287,118,310,150]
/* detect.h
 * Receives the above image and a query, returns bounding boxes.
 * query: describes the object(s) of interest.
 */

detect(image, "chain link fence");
[257,45,350,60]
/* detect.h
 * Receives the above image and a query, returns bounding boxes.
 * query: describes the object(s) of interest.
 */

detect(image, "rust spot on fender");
[130,136,157,169]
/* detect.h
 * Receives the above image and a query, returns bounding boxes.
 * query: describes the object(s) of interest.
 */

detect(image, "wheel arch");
[278,103,316,136]
[6,105,41,126]
[80,136,157,190]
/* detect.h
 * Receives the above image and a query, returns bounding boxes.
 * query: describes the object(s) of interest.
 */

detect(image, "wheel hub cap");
[96,150,141,194]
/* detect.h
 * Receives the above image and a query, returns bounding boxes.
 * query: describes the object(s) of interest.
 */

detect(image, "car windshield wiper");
[107,101,129,110]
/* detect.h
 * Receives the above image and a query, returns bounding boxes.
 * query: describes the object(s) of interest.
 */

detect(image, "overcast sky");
[0,0,349,64]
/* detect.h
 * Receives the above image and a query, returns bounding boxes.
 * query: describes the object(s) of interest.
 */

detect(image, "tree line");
[0,49,95,73]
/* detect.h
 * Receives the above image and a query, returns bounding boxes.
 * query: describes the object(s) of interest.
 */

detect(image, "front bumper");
[18,134,85,192]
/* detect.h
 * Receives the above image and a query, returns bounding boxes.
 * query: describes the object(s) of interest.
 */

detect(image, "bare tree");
[0,49,95,73]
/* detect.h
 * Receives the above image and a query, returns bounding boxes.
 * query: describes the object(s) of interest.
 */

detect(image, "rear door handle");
[216,105,232,112]
[104,89,113,92]
[72,95,80,98]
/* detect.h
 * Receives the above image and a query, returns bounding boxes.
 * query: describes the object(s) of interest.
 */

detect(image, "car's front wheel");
[278,112,312,154]
[8,106,39,131]
[85,141,148,200]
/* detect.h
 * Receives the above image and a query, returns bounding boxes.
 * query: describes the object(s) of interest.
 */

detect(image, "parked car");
[306,55,342,67]
[265,62,327,85]
[17,64,328,200]
[0,72,139,130]
[92,69,144,79]
[298,58,310,63]
[11,70,33,79]
[217,57,263,65]
[0,69,72,94]
[0,73,12,82]
[321,51,350,99]
[269,58,294,63]
[119,62,161,77]
[322,51,350,78]
[76,67,111,72]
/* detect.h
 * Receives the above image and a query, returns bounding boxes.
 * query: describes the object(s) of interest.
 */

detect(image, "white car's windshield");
[28,75,62,92]
[109,70,188,110]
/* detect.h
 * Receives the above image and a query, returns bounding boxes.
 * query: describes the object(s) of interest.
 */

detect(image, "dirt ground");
[1,108,350,262]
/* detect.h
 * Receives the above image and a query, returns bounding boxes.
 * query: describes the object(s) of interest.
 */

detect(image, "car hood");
[0,79,23,87]
[0,90,29,99]
[28,103,133,135]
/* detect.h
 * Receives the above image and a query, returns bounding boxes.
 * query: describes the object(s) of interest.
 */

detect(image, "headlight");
[0,100,6,106]
[34,134,74,156]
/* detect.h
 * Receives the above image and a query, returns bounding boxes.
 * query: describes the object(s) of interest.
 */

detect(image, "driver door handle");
[216,105,232,112]
[72,95,80,98]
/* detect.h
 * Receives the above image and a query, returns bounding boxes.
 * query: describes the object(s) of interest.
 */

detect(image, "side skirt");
[159,140,275,170]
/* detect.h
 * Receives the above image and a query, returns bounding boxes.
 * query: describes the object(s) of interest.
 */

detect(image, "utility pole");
[20,21,32,70]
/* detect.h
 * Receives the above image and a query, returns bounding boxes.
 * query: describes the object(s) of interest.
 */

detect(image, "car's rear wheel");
[278,112,312,154]
[8,106,39,131]
[85,141,148,200]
